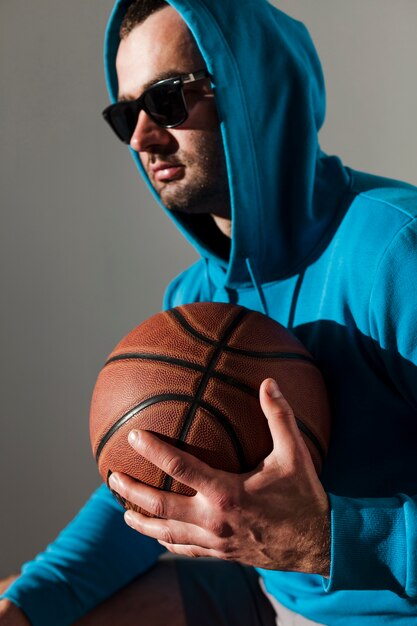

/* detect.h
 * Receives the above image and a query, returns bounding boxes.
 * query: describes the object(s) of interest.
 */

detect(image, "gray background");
[1,0,416,576]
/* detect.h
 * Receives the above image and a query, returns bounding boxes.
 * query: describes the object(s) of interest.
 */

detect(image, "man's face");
[116,7,231,220]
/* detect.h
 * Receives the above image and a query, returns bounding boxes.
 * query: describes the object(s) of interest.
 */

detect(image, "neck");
[212,214,232,238]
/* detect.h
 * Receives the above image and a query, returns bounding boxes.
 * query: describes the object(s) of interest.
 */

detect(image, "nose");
[129,110,173,152]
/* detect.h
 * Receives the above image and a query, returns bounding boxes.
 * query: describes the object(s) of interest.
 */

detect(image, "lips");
[150,162,185,183]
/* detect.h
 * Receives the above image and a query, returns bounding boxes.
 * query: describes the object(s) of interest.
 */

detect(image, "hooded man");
[2,1,417,625]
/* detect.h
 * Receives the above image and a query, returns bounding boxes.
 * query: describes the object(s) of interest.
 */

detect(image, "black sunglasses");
[102,69,210,144]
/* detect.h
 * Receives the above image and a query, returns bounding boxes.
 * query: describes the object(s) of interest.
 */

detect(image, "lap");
[1,559,324,626]
[1,560,275,626]
[174,557,276,626]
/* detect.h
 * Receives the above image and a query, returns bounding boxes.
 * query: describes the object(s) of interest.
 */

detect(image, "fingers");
[127,429,219,495]
[158,541,220,559]
[123,509,215,551]
[109,472,198,522]
[259,378,309,469]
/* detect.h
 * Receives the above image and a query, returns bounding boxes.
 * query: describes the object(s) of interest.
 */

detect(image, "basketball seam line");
[95,394,246,469]
[104,352,259,397]
[96,393,188,462]
[105,353,206,372]
[168,308,219,346]
[168,307,317,367]
[223,346,317,365]
[105,350,315,365]
[163,308,249,491]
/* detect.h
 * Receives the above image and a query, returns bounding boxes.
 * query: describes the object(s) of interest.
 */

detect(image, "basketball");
[90,302,330,512]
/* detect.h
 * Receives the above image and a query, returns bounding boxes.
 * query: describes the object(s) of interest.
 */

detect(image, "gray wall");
[1,1,416,577]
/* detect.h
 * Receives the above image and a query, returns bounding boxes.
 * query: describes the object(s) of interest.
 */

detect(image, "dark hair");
[120,0,169,39]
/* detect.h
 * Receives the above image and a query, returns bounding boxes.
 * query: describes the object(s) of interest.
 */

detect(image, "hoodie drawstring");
[203,258,214,300]
[245,258,269,316]
[204,257,269,317]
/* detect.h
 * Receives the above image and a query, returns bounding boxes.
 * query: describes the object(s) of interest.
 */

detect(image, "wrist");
[315,515,331,578]
[300,497,331,577]
[313,503,331,578]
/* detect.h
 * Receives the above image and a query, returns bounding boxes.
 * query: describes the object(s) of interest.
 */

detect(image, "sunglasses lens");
[105,102,138,144]
[103,80,189,143]
[144,82,187,127]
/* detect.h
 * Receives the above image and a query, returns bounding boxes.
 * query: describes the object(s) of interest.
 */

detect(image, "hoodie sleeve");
[0,485,164,626]
[325,219,417,596]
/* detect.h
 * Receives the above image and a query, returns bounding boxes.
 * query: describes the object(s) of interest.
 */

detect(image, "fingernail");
[266,378,282,399]
[125,511,134,527]
[108,474,120,490]
[128,430,140,446]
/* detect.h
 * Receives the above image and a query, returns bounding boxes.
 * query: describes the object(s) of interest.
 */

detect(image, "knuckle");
[219,548,236,561]
[123,483,135,504]
[210,519,233,539]
[214,485,241,513]
[215,490,235,512]
[282,406,295,420]
[149,495,167,519]
[271,405,293,421]
[213,536,230,553]
[160,527,174,544]
[165,455,188,480]
[187,547,201,558]
[221,542,235,556]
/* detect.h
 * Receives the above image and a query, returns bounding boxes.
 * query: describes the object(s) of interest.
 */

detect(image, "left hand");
[109,378,330,577]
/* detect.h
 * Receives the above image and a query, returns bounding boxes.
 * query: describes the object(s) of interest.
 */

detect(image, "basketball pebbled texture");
[90,302,331,513]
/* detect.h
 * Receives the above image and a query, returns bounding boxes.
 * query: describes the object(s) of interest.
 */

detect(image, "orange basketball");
[90,302,330,512]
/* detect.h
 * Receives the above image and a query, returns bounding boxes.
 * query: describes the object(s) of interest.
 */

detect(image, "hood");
[104,0,349,288]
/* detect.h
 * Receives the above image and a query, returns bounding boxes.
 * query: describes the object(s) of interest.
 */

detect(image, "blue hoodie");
[3,1,417,624]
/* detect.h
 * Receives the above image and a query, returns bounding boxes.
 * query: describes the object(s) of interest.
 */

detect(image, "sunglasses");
[102,69,211,144]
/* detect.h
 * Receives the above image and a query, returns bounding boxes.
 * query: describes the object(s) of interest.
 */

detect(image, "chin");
[160,187,209,214]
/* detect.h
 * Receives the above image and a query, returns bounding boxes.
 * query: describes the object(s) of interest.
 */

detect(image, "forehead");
[116,6,205,98]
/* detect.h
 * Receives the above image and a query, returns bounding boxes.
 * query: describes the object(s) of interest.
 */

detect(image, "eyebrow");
[118,70,184,102]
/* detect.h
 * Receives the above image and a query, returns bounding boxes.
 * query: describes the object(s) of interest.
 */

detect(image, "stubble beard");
[149,132,231,219]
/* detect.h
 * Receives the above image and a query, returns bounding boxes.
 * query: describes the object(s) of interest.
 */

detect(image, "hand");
[109,378,330,577]
[0,600,30,625]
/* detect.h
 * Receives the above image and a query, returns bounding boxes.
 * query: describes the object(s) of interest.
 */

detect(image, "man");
[1,0,417,624]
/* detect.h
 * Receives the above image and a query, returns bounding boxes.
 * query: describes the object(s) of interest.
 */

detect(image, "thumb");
[259,378,307,466]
